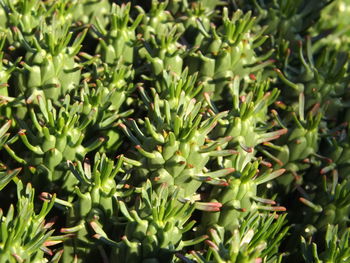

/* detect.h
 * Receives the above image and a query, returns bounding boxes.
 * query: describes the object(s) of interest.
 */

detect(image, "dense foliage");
[0,0,349,262]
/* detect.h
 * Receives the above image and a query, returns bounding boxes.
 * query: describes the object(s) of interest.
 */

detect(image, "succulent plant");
[136,0,175,41]
[0,1,349,262]
[275,38,349,120]
[205,78,284,171]
[73,58,135,152]
[261,104,322,194]
[0,120,21,189]
[138,24,185,76]
[312,0,350,50]
[91,180,209,263]
[178,212,288,263]
[186,8,274,100]
[0,33,21,98]
[40,152,137,262]
[301,224,350,263]
[94,3,143,65]
[201,161,286,229]
[0,180,70,262]
[180,2,212,47]
[71,0,110,28]
[119,70,238,200]
[4,96,104,190]
[298,174,350,232]
[0,0,49,36]
[320,123,350,180]
[11,20,86,105]
[245,0,332,42]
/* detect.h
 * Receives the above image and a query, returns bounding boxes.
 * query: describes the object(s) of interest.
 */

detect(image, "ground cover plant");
[0,0,350,262]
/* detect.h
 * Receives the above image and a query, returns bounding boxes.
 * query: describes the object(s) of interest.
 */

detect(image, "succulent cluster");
[0,0,350,262]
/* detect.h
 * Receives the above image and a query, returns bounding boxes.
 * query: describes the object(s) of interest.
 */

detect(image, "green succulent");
[4,96,104,190]
[320,123,350,179]
[0,33,21,98]
[312,0,350,50]
[91,180,209,263]
[120,70,237,200]
[261,104,322,194]
[299,176,350,232]
[0,180,70,263]
[0,0,49,36]
[138,24,185,76]
[275,38,349,120]
[74,59,135,151]
[185,8,274,101]
[12,20,86,106]
[179,212,288,263]
[301,225,350,263]
[136,0,176,41]
[94,2,143,65]
[0,1,349,263]
[46,152,137,262]
[202,161,286,229]
[246,0,332,42]
[205,78,284,171]
[71,0,110,28]
[0,120,21,189]
[180,2,213,47]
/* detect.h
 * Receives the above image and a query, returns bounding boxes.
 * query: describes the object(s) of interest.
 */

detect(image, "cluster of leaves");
[0,0,349,262]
